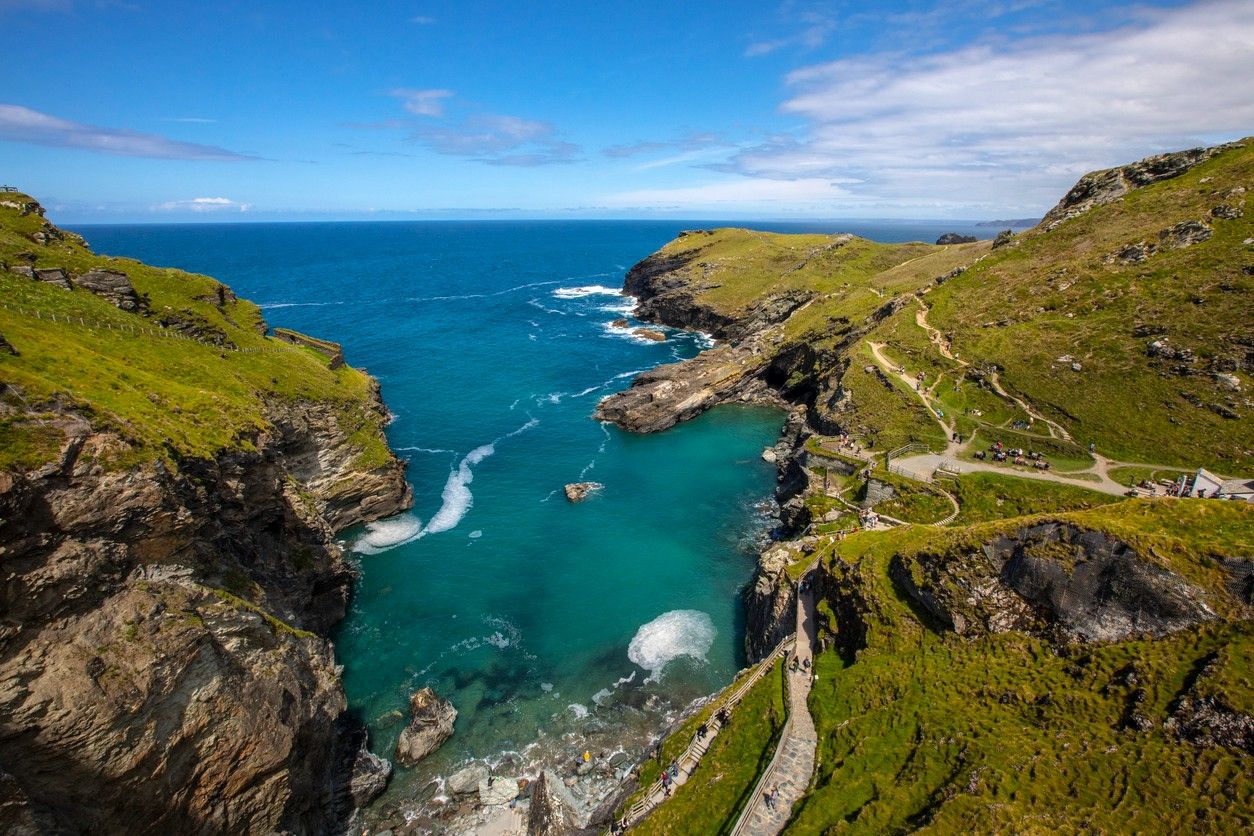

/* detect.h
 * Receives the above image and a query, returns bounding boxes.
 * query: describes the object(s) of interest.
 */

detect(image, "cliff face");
[0,195,412,834]
[0,393,409,835]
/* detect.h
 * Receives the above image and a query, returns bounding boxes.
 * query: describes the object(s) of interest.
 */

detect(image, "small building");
[1218,478,1254,503]
[1190,468,1224,498]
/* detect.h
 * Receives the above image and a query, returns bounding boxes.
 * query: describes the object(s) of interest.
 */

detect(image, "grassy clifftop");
[793,500,1253,833]
[0,192,390,473]
[617,140,1251,472]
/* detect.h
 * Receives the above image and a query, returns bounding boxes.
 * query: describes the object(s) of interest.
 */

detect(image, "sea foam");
[552,285,623,299]
[627,610,717,682]
[352,513,424,555]
[353,418,539,553]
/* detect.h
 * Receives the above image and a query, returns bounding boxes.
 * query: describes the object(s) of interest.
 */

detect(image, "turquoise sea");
[75,218,992,816]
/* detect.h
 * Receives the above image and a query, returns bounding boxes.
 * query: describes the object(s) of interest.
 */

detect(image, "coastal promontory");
[0,194,411,834]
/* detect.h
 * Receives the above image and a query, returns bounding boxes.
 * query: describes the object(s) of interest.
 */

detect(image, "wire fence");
[0,301,288,355]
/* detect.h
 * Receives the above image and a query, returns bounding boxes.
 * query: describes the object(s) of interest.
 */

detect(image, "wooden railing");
[617,636,796,830]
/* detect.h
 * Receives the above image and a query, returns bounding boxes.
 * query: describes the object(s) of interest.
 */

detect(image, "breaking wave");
[352,513,424,555]
[627,610,717,682]
[552,285,623,299]
[353,418,539,552]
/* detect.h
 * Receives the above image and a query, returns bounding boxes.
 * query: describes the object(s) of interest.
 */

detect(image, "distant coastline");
[975,217,1039,228]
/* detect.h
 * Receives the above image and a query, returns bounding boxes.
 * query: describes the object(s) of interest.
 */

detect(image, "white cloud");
[603,177,855,207]
[389,87,454,117]
[155,197,251,212]
[745,7,837,57]
[0,104,254,161]
[727,0,1254,213]
[413,113,581,165]
[410,14,436,24]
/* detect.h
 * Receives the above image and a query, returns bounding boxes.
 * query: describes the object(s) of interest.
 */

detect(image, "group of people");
[975,441,1051,469]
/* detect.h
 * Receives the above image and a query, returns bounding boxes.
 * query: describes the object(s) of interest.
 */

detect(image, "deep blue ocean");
[73,218,993,813]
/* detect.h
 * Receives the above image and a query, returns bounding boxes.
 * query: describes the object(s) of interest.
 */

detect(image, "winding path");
[730,569,820,835]
[867,340,962,458]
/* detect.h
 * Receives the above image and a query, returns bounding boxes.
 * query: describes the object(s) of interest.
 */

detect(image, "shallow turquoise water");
[73,219,990,807]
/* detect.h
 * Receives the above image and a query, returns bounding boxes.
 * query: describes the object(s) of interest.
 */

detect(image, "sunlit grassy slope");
[0,193,390,471]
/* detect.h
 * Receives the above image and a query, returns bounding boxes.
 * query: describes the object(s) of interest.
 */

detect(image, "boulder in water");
[633,328,666,342]
[611,318,629,328]
[394,688,456,767]
[564,482,603,502]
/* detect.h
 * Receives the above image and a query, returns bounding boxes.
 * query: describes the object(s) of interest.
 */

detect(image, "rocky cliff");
[0,196,411,834]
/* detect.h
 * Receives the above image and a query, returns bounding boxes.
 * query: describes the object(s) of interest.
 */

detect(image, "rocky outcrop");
[633,328,666,342]
[936,233,977,245]
[33,268,71,289]
[527,769,581,836]
[744,541,802,661]
[0,387,410,833]
[394,688,457,767]
[75,268,145,312]
[447,762,491,795]
[1040,141,1245,231]
[564,482,603,502]
[891,522,1220,642]
[268,380,412,530]
[272,328,345,370]
[0,331,15,356]
[594,342,780,433]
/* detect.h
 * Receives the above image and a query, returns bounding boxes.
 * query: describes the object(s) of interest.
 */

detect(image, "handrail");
[728,560,819,836]
[617,636,795,830]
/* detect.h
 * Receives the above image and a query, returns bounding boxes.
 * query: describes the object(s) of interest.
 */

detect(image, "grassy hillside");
[0,192,390,472]
[925,143,1253,470]
[791,500,1253,833]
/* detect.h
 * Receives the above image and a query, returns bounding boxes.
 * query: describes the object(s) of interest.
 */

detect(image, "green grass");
[949,471,1119,525]
[961,425,1094,471]
[925,143,1254,471]
[861,467,954,525]
[0,193,392,473]
[635,661,787,836]
[786,500,1254,833]
[831,345,948,453]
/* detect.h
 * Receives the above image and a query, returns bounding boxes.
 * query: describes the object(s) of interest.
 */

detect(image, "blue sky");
[1,0,1250,222]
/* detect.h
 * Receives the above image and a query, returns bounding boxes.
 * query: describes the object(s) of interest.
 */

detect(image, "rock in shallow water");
[395,688,457,767]
[564,482,603,502]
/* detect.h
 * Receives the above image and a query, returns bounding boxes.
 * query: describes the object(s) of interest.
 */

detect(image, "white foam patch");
[567,703,589,719]
[469,530,483,539]
[352,513,424,555]
[628,610,717,683]
[598,296,638,315]
[259,300,348,310]
[602,321,667,345]
[353,419,539,552]
[552,284,623,299]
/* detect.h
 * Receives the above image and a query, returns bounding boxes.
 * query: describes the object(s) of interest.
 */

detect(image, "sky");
[0,0,1251,222]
